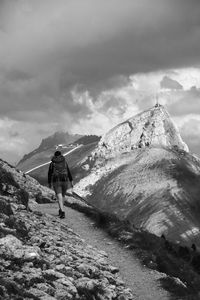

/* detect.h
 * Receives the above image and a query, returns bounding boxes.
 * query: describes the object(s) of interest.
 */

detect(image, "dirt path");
[39,202,171,300]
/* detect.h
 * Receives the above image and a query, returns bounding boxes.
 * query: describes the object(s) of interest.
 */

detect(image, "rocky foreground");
[0,159,133,300]
[0,203,133,300]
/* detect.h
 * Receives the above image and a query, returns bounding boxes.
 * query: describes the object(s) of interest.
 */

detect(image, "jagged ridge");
[97,104,189,158]
[75,105,200,248]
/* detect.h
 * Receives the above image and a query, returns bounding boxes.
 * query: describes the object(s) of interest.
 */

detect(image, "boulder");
[0,196,13,216]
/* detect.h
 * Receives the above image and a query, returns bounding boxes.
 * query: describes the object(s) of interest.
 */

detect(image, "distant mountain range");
[17,131,83,166]
[17,104,200,248]
[17,132,101,185]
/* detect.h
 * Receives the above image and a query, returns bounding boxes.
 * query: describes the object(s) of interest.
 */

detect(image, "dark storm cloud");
[59,90,92,118]
[57,0,200,90]
[0,65,90,121]
[5,69,34,81]
[1,0,200,163]
[1,0,200,94]
[0,73,55,117]
[160,76,183,90]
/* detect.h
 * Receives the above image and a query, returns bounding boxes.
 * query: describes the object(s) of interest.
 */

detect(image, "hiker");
[48,150,73,219]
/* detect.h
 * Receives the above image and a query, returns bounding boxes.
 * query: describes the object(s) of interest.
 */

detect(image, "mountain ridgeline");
[97,103,188,157]
[17,131,83,166]
[2,104,200,299]
[17,132,101,185]
[75,105,200,248]
[17,105,200,247]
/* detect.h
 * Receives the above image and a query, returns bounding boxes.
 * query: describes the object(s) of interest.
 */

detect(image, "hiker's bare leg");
[57,193,64,211]
[62,195,66,204]
[61,182,67,205]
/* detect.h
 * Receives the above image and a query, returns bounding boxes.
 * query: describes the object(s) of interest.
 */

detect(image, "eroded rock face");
[0,158,54,201]
[97,105,189,158]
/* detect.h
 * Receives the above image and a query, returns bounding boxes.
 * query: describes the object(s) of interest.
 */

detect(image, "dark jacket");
[48,154,73,186]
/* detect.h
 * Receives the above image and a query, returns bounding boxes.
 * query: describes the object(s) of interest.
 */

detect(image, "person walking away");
[48,151,73,218]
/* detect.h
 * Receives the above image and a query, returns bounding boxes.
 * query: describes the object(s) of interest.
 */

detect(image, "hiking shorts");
[53,181,68,197]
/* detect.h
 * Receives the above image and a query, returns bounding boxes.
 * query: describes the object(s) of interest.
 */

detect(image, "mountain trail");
[39,202,171,300]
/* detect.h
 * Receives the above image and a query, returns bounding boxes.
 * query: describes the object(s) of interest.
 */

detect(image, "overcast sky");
[0,0,200,164]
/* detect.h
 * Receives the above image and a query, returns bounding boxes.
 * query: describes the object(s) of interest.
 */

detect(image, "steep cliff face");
[97,104,188,158]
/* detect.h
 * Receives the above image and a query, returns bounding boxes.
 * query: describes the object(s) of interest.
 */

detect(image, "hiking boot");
[60,211,65,219]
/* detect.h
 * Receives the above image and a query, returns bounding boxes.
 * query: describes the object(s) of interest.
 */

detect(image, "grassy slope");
[85,147,200,247]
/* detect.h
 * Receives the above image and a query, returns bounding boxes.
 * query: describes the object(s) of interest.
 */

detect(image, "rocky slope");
[0,158,54,202]
[75,105,200,248]
[0,159,133,299]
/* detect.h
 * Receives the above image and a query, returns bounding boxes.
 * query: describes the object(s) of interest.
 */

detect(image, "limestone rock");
[97,105,189,158]
[0,158,54,201]
[0,234,41,261]
[0,202,135,299]
[0,234,23,253]
[0,196,13,216]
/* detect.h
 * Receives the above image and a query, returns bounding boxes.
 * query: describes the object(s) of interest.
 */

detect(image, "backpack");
[52,159,68,177]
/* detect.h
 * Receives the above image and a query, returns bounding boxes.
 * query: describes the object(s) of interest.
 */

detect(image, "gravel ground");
[39,202,171,300]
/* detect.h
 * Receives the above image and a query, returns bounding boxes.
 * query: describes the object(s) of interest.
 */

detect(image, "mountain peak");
[98,104,189,157]
[38,131,82,150]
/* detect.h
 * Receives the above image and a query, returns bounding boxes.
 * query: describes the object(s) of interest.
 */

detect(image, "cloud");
[1,1,200,162]
[1,1,200,117]
[70,84,140,135]
[1,0,200,83]
[160,76,183,90]
[1,66,200,163]
[168,89,200,116]
[4,69,34,82]
[173,115,200,156]
[0,118,27,164]
[0,116,66,164]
